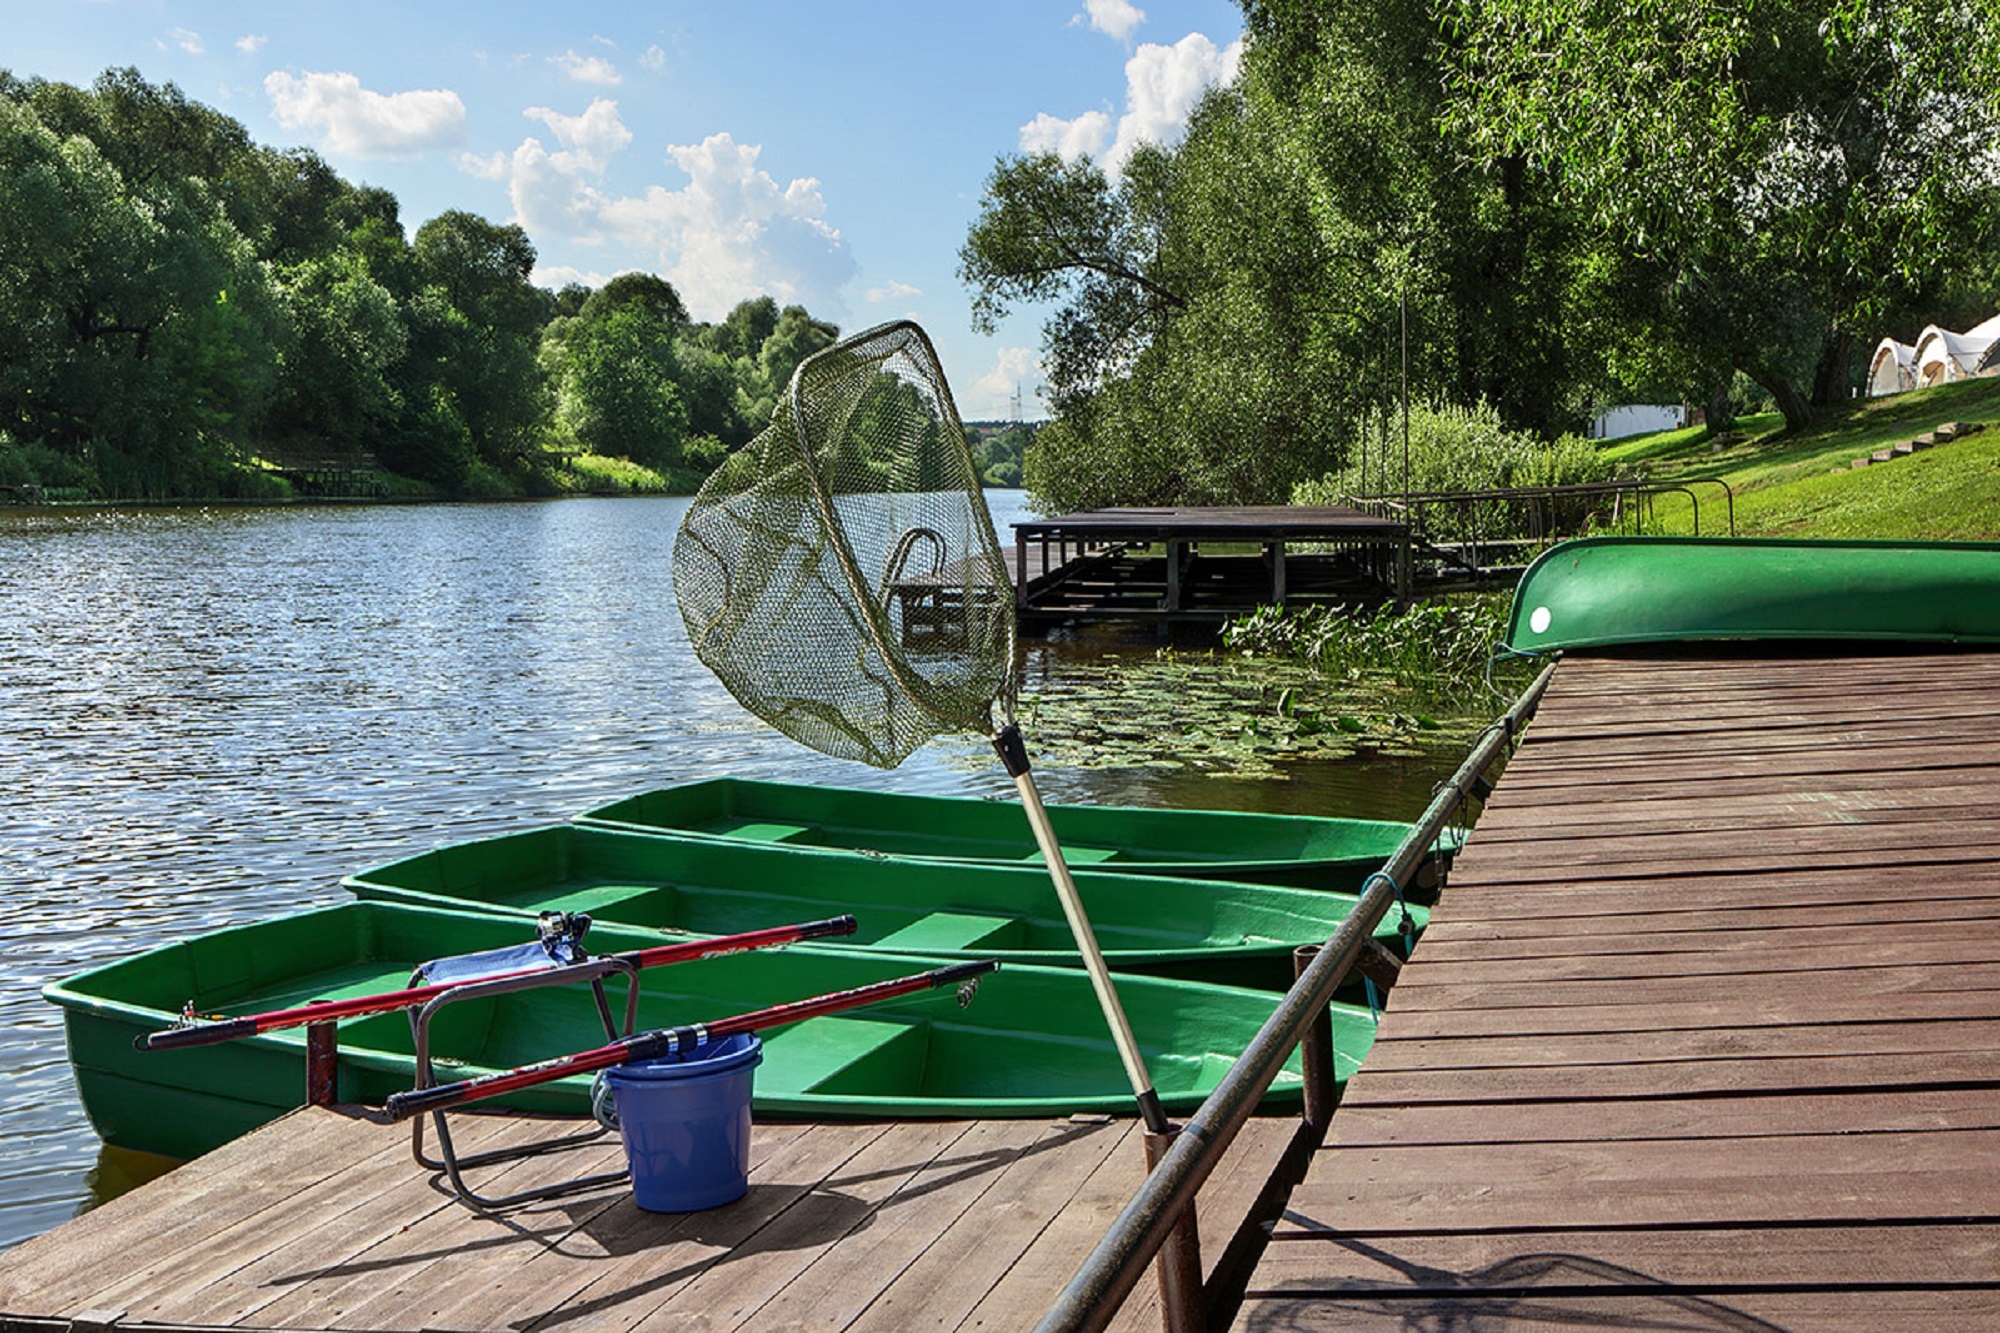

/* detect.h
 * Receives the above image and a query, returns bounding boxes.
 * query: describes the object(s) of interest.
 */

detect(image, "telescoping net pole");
[673,320,1169,1134]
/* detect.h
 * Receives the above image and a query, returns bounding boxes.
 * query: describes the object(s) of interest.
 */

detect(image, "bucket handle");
[590,1070,619,1131]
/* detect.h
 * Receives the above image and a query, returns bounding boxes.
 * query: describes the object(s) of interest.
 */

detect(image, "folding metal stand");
[407,955,641,1209]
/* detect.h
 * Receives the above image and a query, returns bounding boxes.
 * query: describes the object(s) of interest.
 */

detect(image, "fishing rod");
[135,914,859,1052]
[385,957,998,1120]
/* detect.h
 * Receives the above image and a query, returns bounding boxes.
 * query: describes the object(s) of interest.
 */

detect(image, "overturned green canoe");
[575,777,1455,892]
[342,824,1426,989]
[46,903,1359,1161]
[1509,536,2000,655]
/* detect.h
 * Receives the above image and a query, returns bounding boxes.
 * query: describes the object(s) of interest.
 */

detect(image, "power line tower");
[1009,384,1022,425]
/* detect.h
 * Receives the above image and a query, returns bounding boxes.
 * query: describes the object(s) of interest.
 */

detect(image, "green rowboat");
[342,824,1426,989]
[1509,537,2000,655]
[46,903,1355,1161]
[574,777,1455,892]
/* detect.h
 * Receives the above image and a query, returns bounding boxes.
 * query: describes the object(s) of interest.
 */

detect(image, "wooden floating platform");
[1234,645,2000,1330]
[0,1107,1297,1332]
[1011,505,1412,623]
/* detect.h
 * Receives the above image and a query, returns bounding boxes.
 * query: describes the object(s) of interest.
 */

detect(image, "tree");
[0,91,283,494]
[710,295,780,361]
[409,211,551,467]
[758,304,839,395]
[961,6,1610,512]
[549,304,689,468]
[1444,0,2000,428]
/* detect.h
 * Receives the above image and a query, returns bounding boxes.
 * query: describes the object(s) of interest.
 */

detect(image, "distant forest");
[0,68,1029,502]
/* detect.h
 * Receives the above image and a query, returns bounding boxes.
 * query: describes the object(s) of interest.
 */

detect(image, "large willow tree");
[1444,0,2000,429]
[960,4,1606,512]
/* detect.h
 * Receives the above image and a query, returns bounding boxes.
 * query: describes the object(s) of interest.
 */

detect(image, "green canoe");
[342,824,1426,989]
[574,777,1457,892]
[46,903,1358,1161]
[1509,536,2000,655]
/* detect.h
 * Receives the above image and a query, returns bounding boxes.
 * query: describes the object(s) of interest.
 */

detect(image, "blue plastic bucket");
[592,1032,762,1212]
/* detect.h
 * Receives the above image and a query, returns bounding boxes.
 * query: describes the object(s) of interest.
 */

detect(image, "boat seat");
[521,883,665,917]
[755,1015,920,1095]
[871,910,1024,953]
[704,819,816,844]
[1018,844,1125,866]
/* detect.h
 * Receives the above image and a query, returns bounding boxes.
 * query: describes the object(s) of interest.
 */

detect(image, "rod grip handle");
[136,1016,260,1051]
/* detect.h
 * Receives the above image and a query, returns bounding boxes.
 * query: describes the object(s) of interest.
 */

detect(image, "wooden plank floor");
[0,1106,1295,1332]
[1236,647,2000,1331]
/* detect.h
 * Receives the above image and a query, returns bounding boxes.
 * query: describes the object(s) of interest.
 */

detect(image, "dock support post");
[1143,1126,1203,1333]
[1294,946,1336,1145]
[306,1019,337,1107]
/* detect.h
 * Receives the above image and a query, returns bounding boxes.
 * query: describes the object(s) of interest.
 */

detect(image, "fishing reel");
[536,911,593,966]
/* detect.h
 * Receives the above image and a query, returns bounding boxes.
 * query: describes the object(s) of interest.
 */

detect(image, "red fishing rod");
[385,957,999,1121]
[136,914,859,1052]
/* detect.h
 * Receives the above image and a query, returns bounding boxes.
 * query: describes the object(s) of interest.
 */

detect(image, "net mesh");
[673,321,1017,769]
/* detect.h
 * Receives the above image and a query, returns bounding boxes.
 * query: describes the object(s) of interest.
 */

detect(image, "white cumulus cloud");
[467,115,856,321]
[596,133,856,320]
[473,99,633,237]
[1022,32,1241,177]
[1107,33,1241,170]
[235,34,267,55]
[865,279,923,303]
[552,50,621,86]
[640,45,667,72]
[970,346,1045,420]
[265,71,468,158]
[164,27,204,54]
[1019,110,1113,162]
[1077,0,1146,41]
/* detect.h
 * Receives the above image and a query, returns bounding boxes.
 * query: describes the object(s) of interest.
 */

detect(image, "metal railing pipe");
[1034,660,1558,1333]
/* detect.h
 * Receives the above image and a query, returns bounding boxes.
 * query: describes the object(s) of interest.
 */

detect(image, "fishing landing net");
[673,320,1167,1132]
[673,320,1016,770]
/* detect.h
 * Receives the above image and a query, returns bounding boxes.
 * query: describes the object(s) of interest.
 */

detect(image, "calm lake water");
[0,493,1468,1250]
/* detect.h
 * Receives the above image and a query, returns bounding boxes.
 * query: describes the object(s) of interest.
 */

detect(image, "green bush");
[1295,399,1613,542]
[568,452,671,493]
[0,439,98,493]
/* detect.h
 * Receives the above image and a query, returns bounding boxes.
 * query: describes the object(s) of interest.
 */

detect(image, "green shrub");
[1295,399,1614,542]
[0,439,98,494]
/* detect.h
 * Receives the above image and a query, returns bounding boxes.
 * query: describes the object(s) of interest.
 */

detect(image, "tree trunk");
[1704,379,1736,434]
[1811,329,1856,408]
[1744,363,1817,431]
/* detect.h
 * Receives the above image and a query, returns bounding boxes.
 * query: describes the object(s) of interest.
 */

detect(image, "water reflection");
[0,493,1464,1250]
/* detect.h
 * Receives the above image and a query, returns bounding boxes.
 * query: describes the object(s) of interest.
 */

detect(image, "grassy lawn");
[1597,376,2000,540]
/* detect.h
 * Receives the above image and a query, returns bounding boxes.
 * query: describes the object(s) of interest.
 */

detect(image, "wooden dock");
[1236,646,2000,1329]
[0,1106,1297,1332]
[1011,506,1412,623]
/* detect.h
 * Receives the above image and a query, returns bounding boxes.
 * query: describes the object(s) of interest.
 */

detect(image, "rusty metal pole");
[1293,946,1336,1146]
[1143,1126,1203,1333]
[306,1019,337,1107]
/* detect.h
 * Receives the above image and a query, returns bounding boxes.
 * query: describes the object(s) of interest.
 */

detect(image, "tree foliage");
[964,1,2000,509]
[1442,0,2000,427]
[0,68,845,499]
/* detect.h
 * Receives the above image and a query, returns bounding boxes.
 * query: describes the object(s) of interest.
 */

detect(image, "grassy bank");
[1601,376,2000,540]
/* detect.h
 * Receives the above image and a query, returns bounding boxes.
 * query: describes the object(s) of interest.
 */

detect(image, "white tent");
[1869,314,2000,396]
[1867,339,1916,396]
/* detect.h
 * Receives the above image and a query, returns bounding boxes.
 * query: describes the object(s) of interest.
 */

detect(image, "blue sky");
[8,0,1248,420]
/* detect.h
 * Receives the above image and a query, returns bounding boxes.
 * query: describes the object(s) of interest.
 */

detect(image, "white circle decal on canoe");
[1529,606,1552,634]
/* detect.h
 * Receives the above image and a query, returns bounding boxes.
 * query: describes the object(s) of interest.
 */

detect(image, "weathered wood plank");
[1324,1090,2000,1147]
[1280,1128,2000,1232]
[1246,1223,2000,1291]
[1365,1017,2000,1072]
[843,1118,1137,1332]
[1232,1285,2000,1331]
